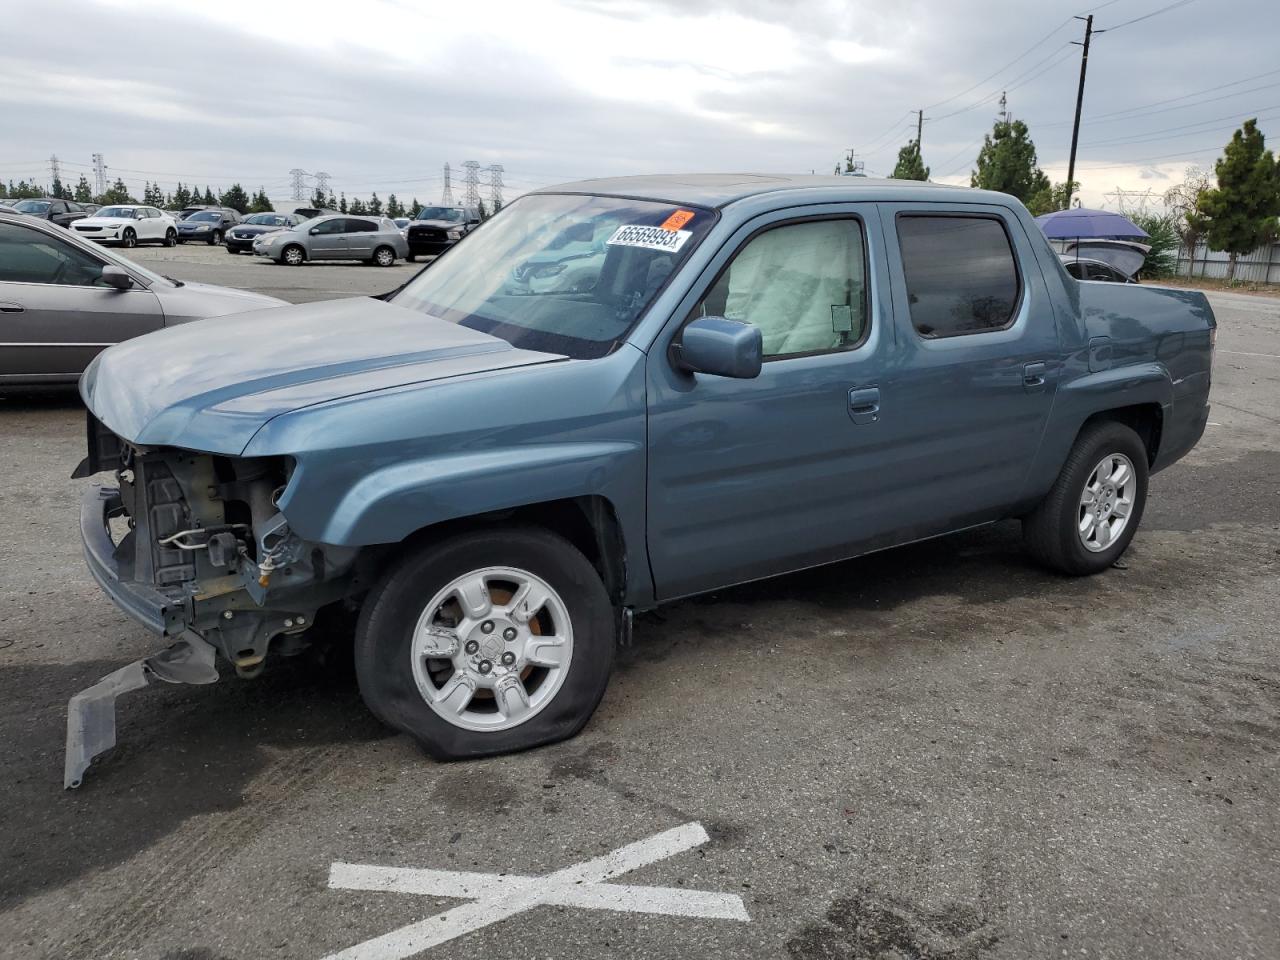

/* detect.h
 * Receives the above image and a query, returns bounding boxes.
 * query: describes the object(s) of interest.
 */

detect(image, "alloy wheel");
[410,566,574,732]
[1078,452,1136,552]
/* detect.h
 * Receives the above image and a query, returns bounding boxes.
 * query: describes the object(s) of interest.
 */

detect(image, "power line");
[923,16,1074,113]
[1079,105,1280,148]
[929,43,1076,123]
[1103,0,1198,32]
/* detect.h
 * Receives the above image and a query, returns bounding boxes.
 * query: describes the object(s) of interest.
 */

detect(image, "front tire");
[355,527,615,759]
[164,228,177,247]
[121,228,137,248]
[1023,421,1149,575]
[281,244,305,266]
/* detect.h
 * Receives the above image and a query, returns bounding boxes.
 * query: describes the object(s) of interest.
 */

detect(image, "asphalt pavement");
[1,245,1277,960]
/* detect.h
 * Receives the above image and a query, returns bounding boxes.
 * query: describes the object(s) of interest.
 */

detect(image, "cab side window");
[896,215,1020,338]
[0,222,107,286]
[692,218,869,360]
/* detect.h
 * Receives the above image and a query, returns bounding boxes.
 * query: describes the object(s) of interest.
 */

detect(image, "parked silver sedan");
[0,212,285,386]
[252,214,409,266]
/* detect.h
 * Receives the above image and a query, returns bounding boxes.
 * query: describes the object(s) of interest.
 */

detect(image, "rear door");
[875,203,1061,521]
[0,219,163,382]
[344,218,378,258]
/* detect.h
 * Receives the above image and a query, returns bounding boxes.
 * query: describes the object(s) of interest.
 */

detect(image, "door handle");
[1023,361,1047,392]
[848,386,881,425]
[0,302,24,313]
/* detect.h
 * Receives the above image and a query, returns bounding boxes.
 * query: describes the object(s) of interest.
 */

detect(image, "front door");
[645,205,905,600]
[0,219,163,381]
[309,218,349,259]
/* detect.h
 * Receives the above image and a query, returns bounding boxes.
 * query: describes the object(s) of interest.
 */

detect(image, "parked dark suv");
[404,205,480,261]
[11,197,89,228]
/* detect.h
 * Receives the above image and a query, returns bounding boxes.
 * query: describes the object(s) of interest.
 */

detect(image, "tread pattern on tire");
[1023,420,1149,575]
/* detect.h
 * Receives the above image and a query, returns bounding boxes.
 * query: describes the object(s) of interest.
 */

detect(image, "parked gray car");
[0,212,285,386]
[253,214,409,266]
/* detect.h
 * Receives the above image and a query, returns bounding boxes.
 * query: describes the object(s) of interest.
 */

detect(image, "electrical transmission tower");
[314,171,331,199]
[441,163,454,205]
[487,164,504,210]
[92,153,108,195]
[289,168,308,201]
[49,154,62,190]
[462,160,481,207]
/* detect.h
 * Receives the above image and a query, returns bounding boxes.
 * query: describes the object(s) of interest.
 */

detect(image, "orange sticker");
[660,209,695,232]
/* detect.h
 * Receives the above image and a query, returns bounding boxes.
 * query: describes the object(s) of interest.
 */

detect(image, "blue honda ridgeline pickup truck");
[66,174,1215,786]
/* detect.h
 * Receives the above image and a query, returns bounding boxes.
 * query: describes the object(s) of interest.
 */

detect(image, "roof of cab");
[532,173,1014,209]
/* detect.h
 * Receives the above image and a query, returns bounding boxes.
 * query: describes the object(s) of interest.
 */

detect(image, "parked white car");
[70,205,178,248]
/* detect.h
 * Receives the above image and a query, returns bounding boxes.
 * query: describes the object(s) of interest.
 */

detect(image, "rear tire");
[208,229,222,246]
[372,245,395,267]
[355,527,615,759]
[407,253,417,262]
[1023,421,1149,575]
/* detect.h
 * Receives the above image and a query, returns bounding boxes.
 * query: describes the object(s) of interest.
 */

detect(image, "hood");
[80,297,564,454]
[152,279,286,322]
[230,224,283,236]
[178,220,218,228]
[1063,239,1149,279]
[410,219,462,229]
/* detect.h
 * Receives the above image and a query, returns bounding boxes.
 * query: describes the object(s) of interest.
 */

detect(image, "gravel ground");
[1,246,1277,960]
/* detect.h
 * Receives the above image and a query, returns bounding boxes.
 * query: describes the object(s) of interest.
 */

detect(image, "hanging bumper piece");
[64,632,220,789]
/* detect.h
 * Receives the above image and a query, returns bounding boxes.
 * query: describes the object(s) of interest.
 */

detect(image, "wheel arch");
[1078,402,1164,465]
[390,495,629,608]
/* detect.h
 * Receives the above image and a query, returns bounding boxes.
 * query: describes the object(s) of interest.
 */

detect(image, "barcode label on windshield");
[606,224,692,253]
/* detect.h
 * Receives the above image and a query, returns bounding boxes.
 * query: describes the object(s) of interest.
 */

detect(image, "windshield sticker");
[607,224,692,253]
[660,209,696,232]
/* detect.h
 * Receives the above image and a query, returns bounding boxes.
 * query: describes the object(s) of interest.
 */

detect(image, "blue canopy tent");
[1034,207,1149,240]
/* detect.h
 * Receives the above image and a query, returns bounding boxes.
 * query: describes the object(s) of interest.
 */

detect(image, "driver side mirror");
[673,316,762,379]
[468,218,480,226]
[100,265,134,290]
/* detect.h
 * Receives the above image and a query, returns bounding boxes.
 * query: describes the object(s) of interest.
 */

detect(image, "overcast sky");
[2,0,1276,209]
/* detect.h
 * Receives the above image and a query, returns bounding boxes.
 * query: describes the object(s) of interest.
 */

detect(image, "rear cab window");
[895,214,1021,338]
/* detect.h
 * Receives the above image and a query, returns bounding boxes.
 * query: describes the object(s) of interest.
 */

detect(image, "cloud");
[1,0,1276,209]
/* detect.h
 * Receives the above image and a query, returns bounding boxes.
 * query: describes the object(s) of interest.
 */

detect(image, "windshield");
[244,213,288,226]
[391,193,714,360]
[14,200,52,214]
[188,211,221,222]
[415,206,464,222]
[95,206,136,218]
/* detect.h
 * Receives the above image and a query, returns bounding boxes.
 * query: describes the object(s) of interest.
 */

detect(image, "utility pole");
[1065,14,1098,210]
[916,109,923,151]
[289,168,308,202]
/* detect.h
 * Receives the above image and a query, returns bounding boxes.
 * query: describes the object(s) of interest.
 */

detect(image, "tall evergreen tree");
[220,183,250,213]
[73,175,93,202]
[891,140,929,181]
[339,192,348,214]
[409,196,422,217]
[1197,118,1280,279]
[100,178,133,204]
[349,197,367,215]
[367,192,383,215]
[311,186,328,209]
[327,191,338,209]
[50,177,67,199]
[172,183,192,208]
[248,187,274,213]
[478,199,489,221]
[970,118,1050,206]
[202,186,217,205]
[386,193,403,218]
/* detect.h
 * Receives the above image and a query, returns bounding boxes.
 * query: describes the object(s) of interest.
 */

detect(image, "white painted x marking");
[322,821,748,959]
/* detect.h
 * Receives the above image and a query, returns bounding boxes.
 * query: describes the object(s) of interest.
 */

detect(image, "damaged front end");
[67,415,361,788]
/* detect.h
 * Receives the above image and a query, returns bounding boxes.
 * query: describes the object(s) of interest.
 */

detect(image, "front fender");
[290,440,642,546]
